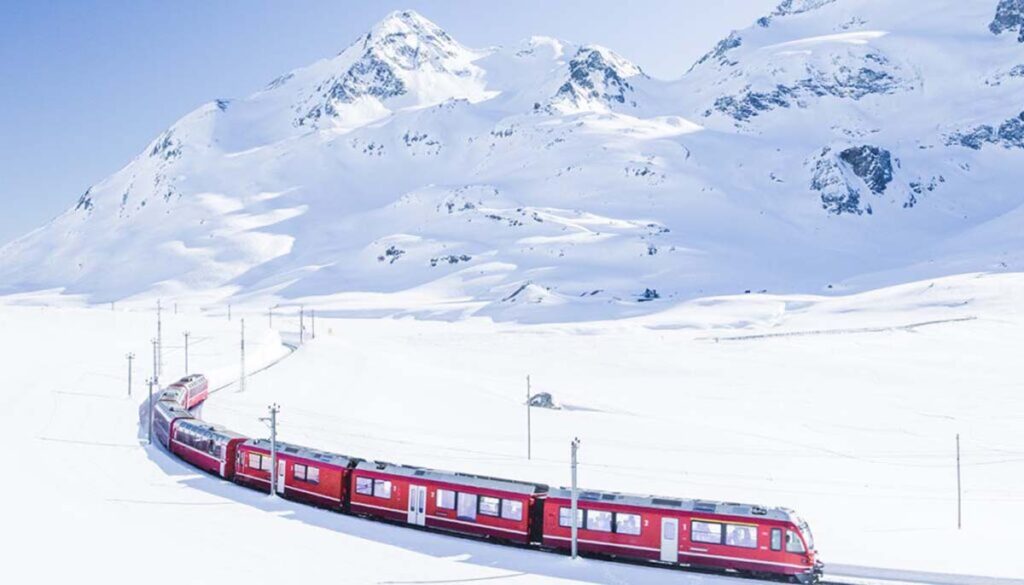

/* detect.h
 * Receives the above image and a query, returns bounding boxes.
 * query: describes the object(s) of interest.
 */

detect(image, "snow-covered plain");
[3,272,1022,583]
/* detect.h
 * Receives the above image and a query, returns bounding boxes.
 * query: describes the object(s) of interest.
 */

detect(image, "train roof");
[243,438,357,468]
[153,397,192,420]
[355,460,547,496]
[176,417,246,440]
[546,488,796,523]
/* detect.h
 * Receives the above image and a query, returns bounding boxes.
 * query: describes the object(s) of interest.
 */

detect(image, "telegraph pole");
[151,338,159,388]
[526,375,532,460]
[299,306,305,344]
[147,377,154,444]
[126,352,135,397]
[268,306,273,328]
[956,433,962,530]
[311,309,316,339]
[228,303,232,321]
[239,318,247,393]
[571,437,580,559]
[261,404,281,496]
[156,299,163,378]
[183,331,190,375]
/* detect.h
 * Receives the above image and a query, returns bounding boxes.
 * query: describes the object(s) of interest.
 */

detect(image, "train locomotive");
[149,375,822,583]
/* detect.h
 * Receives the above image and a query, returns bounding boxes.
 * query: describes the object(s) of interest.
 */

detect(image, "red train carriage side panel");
[170,418,246,479]
[542,490,819,581]
[234,439,356,509]
[350,461,547,544]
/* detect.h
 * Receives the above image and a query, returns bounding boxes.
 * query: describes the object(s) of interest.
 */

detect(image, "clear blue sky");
[0,0,776,245]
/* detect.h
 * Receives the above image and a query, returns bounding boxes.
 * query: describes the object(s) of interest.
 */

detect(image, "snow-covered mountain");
[3,2,1024,321]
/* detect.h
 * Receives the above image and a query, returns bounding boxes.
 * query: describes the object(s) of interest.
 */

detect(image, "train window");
[559,507,583,528]
[586,510,613,532]
[479,496,500,517]
[786,530,806,553]
[373,480,392,499]
[771,528,782,551]
[307,466,319,484]
[294,464,307,481]
[614,513,641,536]
[437,489,456,510]
[725,524,758,549]
[691,521,723,544]
[355,477,373,495]
[501,499,523,521]
[248,453,261,470]
[457,493,478,521]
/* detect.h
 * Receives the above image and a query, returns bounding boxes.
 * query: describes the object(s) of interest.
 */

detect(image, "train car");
[169,418,247,479]
[151,397,194,449]
[349,461,547,544]
[234,439,358,509]
[167,374,209,410]
[542,489,821,583]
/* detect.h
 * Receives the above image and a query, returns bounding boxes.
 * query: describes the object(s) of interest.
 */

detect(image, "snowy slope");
[3,273,1023,582]
[2,3,1024,321]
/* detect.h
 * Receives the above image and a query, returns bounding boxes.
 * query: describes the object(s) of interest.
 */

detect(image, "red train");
[150,376,822,583]
[165,374,209,409]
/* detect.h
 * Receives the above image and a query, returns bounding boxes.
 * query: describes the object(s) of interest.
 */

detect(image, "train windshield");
[797,518,814,550]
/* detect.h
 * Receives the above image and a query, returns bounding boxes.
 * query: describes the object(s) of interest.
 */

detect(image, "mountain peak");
[293,10,489,129]
[550,45,645,112]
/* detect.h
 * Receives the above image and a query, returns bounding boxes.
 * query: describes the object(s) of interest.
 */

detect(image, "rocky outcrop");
[990,0,1024,42]
[552,46,643,110]
[811,145,894,215]
[947,111,1024,149]
[706,51,909,121]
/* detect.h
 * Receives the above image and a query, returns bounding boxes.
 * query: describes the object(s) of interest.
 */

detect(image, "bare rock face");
[991,0,1024,42]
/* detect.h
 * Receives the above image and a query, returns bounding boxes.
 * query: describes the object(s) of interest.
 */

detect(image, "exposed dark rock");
[554,47,642,108]
[429,254,471,267]
[75,188,94,212]
[946,112,1024,149]
[637,288,660,302]
[690,32,742,71]
[990,0,1024,42]
[812,148,862,215]
[150,131,182,161]
[377,245,405,264]
[838,145,893,194]
[707,53,905,121]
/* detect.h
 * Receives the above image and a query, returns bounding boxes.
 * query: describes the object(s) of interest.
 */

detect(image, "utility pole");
[299,306,305,344]
[260,404,281,496]
[526,375,532,460]
[126,353,135,397]
[228,303,232,321]
[156,299,163,378]
[311,309,316,339]
[268,306,273,328]
[174,302,178,315]
[151,338,159,388]
[956,433,962,530]
[571,437,580,559]
[147,377,154,444]
[239,318,247,393]
[183,331,190,375]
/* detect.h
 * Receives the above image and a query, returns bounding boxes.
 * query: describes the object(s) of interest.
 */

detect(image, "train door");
[407,485,426,526]
[277,460,287,495]
[660,517,679,563]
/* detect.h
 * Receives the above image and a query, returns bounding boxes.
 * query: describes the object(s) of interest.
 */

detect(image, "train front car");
[234,439,357,509]
[349,461,548,545]
[542,490,821,583]
[169,418,247,479]
[167,374,209,410]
